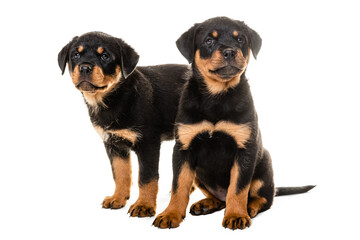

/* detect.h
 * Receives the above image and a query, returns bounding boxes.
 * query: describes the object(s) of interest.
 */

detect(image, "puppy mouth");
[76,81,107,93]
[210,66,242,80]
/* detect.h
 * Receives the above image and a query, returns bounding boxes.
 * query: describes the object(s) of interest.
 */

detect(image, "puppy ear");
[115,38,139,79]
[58,37,78,75]
[249,29,262,60]
[176,24,199,63]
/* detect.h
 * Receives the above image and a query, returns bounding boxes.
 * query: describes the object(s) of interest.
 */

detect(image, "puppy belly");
[192,132,238,201]
[205,185,228,202]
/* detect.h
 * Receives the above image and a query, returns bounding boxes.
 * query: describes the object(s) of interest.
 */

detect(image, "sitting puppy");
[153,17,314,229]
[58,32,189,217]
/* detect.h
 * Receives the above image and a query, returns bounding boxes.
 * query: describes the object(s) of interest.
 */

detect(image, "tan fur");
[215,121,252,148]
[82,65,122,108]
[191,178,226,214]
[212,30,218,38]
[78,45,84,53]
[93,125,141,145]
[107,128,141,145]
[153,162,195,228]
[177,120,251,150]
[102,156,131,209]
[94,125,141,145]
[128,180,158,217]
[177,121,213,149]
[97,46,104,54]
[195,49,250,95]
[248,179,267,218]
[223,162,251,229]
[70,65,81,86]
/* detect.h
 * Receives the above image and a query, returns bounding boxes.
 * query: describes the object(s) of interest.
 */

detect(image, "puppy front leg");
[102,142,132,209]
[128,141,160,217]
[223,155,254,230]
[153,143,195,228]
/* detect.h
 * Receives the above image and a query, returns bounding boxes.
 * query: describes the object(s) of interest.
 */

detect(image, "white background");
[1,0,359,239]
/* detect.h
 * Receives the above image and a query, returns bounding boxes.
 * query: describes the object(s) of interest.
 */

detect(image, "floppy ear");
[176,24,199,63]
[58,37,78,75]
[248,28,262,60]
[114,38,139,79]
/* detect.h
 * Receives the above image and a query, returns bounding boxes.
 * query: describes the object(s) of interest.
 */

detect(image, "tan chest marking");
[177,120,251,150]
[93,126,141,145]
[215,121,252,148]
[177,121,214,150]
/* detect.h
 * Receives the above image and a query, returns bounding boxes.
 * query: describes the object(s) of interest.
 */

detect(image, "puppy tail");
[275,185,316,197]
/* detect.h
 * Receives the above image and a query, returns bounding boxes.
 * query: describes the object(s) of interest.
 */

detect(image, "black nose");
[222,49,237,60]
[79,64,93,74]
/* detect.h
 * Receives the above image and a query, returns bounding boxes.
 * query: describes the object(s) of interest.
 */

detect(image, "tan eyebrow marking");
[212,30,218,38]
[78,45,84,52]
[97,46,104,54]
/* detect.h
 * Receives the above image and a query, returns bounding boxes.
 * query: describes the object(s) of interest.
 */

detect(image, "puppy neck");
[82,78,122,112]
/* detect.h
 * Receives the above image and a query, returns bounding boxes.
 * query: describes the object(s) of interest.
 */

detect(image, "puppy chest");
[177,120,252,150]
[93,125,141,146]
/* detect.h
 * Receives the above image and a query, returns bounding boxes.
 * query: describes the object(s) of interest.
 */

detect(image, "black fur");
[58,32,189,215]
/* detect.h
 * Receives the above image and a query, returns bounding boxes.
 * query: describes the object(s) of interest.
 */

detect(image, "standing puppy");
[153,17,314,229]
[58,32,189,217]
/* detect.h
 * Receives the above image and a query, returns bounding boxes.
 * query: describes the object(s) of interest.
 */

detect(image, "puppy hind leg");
[190,178,225,216]
[153,142,195,228]
[248,150,275,218]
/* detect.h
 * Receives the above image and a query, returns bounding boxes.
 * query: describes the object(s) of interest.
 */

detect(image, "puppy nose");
[79,64,93,74]
[222,48,237,60]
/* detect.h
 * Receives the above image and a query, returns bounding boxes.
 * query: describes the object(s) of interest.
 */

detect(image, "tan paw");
[190,198,225,215]
[128,203,155,217]
[153,211,184,229]
[102,195,128,209]
[222,214,251,230]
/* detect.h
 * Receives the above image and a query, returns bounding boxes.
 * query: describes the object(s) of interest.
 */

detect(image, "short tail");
[275,185,316,196]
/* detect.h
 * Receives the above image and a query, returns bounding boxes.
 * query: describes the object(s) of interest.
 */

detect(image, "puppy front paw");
[102,195,128,209]
[153,211,184,229]
[222,214,251,230]
[128,203,155,217]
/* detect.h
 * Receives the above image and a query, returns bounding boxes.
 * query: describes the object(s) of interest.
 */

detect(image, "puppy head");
[58,32,139,95]
[176,17,261,92]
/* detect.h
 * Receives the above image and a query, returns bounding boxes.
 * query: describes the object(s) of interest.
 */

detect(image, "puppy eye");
[237,36,245,44]
[101,53,110,62]
[72,52,80,60]
[205,38,215,47]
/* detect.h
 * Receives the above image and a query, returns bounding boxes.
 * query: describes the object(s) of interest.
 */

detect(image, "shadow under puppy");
[58,32,189,217]
[153,17,315,229]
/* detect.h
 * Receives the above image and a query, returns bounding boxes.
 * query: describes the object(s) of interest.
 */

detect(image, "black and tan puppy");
[153,17,314,229]
[58,32,188,217]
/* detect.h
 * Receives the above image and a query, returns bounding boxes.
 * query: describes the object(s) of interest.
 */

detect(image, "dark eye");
[205,37,215,47]
[101,52,110,62]
[237,36,245,44]
[72,52,80,60]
